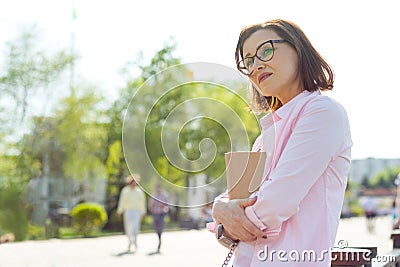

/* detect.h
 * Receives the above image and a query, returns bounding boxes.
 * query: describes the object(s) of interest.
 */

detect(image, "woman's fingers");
[212,200,230,223]
[240,217,264,240]
[224,198,261,241]
[238,196,257,208]
[237,197,266,238]
[212,197,265,241]
[227,224,257,241]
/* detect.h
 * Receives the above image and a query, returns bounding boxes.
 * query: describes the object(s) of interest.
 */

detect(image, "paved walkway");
[0,216,394,267]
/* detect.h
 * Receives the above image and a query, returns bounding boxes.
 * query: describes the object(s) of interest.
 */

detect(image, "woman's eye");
[245,59,254,69]
[262,48,273,59]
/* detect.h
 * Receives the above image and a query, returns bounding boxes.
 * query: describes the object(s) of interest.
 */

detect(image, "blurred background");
[0,0,399,244]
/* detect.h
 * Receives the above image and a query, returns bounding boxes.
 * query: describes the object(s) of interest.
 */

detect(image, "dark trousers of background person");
[153,213,166,252]
[365,211,377,233]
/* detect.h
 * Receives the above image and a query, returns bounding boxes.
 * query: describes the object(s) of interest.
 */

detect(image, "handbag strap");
[221,242,238,267]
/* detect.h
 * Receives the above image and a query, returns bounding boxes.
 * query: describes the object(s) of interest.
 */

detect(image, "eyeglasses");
[237,40,286,75]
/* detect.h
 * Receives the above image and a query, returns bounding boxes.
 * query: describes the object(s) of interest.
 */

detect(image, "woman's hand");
[212,197,265,242]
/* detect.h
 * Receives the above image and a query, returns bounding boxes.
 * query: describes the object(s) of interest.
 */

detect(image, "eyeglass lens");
[242,42,274,74]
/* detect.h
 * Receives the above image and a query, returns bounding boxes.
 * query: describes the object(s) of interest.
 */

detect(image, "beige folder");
[225,151,266,199]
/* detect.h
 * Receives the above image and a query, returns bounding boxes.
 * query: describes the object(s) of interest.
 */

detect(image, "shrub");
[350,202,364,217]
[28,224,46,240]
[0,183,29,241]
[70,203,108,237]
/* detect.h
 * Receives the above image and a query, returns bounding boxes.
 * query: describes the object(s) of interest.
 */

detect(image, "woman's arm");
[245,98,351,235]
[210,124,267,241]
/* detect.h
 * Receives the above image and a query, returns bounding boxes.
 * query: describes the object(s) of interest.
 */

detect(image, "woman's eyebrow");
[244,41,265,58]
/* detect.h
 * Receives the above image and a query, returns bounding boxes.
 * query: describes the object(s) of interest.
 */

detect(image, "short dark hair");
[235,19,334,112]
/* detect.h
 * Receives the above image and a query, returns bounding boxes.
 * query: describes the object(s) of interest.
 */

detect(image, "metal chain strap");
[221,242,238,267]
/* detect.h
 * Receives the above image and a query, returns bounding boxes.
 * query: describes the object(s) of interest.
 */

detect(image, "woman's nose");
[253,57,265,72]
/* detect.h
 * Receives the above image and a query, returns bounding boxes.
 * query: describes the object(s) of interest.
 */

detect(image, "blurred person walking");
[360,196,378,233]
[149,184,170,253]
[392,173,400,229]
[117,174,146,252]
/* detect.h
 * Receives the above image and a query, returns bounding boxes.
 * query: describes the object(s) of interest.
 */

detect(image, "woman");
[149,184,170,253]
[117,174,146,252]
[212,19,352,266]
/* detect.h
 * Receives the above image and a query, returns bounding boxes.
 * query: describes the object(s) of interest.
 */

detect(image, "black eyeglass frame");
[237,39,286,76]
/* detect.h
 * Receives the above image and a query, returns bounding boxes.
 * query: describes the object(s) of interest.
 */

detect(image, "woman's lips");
[258,72,271,83]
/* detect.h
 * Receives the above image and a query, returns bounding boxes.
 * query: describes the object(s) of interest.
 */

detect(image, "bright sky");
[1,0,399,160]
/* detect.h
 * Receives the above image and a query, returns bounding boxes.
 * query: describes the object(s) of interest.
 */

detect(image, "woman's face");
[242,29,302,104]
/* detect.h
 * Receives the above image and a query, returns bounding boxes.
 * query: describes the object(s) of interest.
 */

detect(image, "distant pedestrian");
[149,184,170,253]
[117,174,146,252]
[360,196,378,233]
[392,199,398,225]
[393,174,400,229]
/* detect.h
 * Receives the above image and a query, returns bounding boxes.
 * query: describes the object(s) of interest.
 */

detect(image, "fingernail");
[262,235,268,239]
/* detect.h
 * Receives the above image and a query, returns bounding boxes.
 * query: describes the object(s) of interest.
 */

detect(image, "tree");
[0,182,29,241]
[0,25,76,182]
[20,88,108,182]
[14,86,109,226]
[370,166,400,189]
[119,48,261,210]
[361,175,371,189]
[0,25,74,132]
[0,25,75,235]
[0,154,31,241]
[53,89,108,182]
[147,82,259,185]
[104,39,182,216]
[107,38,261,222]
[105,140,124,197]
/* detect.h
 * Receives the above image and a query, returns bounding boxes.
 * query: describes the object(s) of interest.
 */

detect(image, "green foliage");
[148,82,259,187]
[0,25,75,188]
[54,89,108,181]
[0,154,30,183]
[0,25,75,130]
[104,39,182,206]
[350,202,364,217]
[0,25,79,229]
[121,37,180,81]
[110,38,261,208]
[70,203,108,237]
[0,182,29,241]
[0,27,262,233]
[18,89,108,184]
[369,165,400,189]
[28,224,46,240]
[105,140,125,196]
[361,175,371,189]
